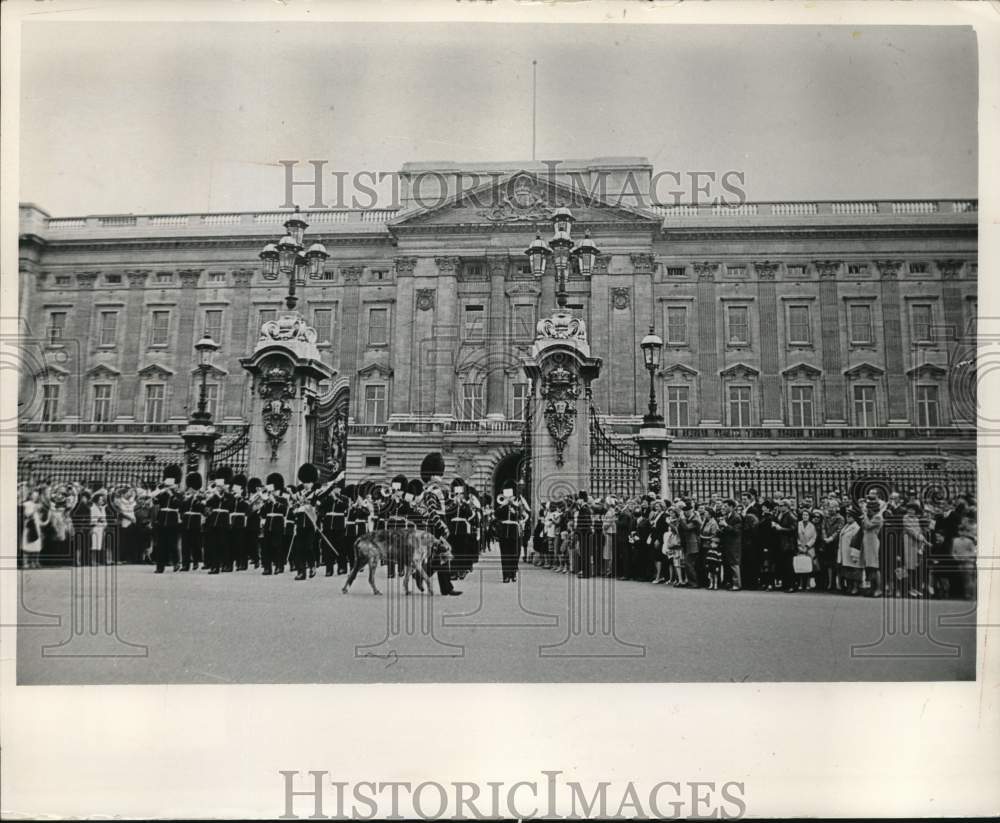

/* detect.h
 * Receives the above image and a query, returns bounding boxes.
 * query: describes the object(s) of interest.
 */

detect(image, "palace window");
[47,311,67,345]
[463,305,485,340]
[367,307,389,346]
[908,262,929,275]
[849,304,874,345]
[853,385,877,428]
[203,383,220,419]
[371,269,388,281]
[666,386,690,427]
[365,456,382,469]
[727,306,750,345]
[202,309,223,343]
[258,308,277,329]
[728,385,752,427]
[910,303,933,343]
[98,310,118,347]
[916,384,940,427]
[105,273,122,285]
[666,266,687,278]
[789,385,814,427]
[786,265,806,278]
[207,271,226,284]
[726,265,747,278]
[155,272,173,285]
[41,384,60,422]
[787,305,811,345]
[666,306,688,345]
[313,307,334,344]
[363,385,386,424]
[92,384,114,423]
[847,263,869,276]
[149,310,170,347]
[143,384,166,423]
[461,382,485,420]
[511,382,530,421]
[511,304,535,339]
[55,275,71,286]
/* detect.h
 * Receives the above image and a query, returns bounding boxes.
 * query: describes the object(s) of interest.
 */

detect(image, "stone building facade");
[18,157,977,494]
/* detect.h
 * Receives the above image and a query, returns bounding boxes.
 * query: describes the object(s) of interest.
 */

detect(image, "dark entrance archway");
[493,451,528,502]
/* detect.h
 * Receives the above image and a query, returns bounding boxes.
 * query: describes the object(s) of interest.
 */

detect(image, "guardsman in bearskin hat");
[245,477,264,570]
[259,472,288,575]
[204,464,234,574]
[179,471,205,571]
[320,475,349,576]
[228,474,250,572]
[290,463,320,580]
[446,477,476,579]
[345,483,368,569]
[378,473,409,578]
[495,483,526,583]
[154,464,183,573]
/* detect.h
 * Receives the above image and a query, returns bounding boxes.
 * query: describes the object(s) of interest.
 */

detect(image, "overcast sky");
[19,22,978,216]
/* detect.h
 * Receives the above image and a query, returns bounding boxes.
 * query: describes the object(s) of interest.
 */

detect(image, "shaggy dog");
[342,529,453,596]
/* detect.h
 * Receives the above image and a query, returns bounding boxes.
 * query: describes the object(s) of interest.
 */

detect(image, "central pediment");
[389,170,662,232]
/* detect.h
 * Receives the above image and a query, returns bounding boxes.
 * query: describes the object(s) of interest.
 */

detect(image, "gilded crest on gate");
[540,363,580,467]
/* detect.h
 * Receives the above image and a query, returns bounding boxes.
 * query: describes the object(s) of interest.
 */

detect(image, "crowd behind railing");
[17,474,977,600]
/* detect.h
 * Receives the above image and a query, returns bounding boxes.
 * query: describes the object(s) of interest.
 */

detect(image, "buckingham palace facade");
[17,157,977,494]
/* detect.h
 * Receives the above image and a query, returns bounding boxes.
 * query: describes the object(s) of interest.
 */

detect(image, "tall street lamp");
[640,325,663,425]
[192,335,220,422]
[525,207,600,310]
[258,206,329,310]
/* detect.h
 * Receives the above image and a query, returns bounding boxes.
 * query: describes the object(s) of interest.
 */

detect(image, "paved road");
[17,560,976,683]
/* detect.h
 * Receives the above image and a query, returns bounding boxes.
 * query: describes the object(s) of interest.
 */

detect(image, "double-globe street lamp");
[180,334,222,480]
[258,207,330,310]
[191,334,221,422]
[640,325,664,426]
[525,207,600,308]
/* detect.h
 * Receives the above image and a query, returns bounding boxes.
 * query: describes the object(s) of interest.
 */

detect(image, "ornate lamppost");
[180,335,222,481]
[258,207,329,308]
[525,207,600,309]
[636,324,672,499]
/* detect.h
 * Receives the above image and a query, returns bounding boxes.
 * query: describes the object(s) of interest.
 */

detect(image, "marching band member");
[179,471,205,571]
[290,463,320,580]
[245,477,264,570]
[259,472,288,575]
[228,474,250,572]
[205,465,234,575]
[381,474,409,578]
[345,483,369,565]
[495,483,525,584]
[282,481,296,574]
[153,464,183,573]
[321,478,349,576]
[446,477,475,579]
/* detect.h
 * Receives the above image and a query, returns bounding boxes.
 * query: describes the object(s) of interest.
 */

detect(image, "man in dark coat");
[718,498,744,591]
[153,464,183,573]
[739,489,763,590]
[179,471,205,571]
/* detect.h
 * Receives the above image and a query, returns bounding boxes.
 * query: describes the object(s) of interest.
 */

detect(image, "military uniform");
[228,474,250,572]
[205,465,234,574]
[290,463,320,580]
[260,472,288,575]
[495,488,523,583]
[153,464,183,573]
[322,487,349,575]
[446,478,475,578]
[179,471,205,571]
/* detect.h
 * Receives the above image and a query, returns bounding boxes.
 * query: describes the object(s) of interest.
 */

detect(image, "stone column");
[629,254,656,417]
[117,270,151,420]
[391,259,416,416]
[340,266,363,419]
[694,263,721,424]
[170,269,203,419]
[486,257,507,418]
[435,256,460,417]
[223,269,254,420]
[877,261,909,423]
[816,260,846,423]
[756,261,782,425]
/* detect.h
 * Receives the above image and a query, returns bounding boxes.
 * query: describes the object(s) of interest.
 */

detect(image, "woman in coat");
[861,497,886,597]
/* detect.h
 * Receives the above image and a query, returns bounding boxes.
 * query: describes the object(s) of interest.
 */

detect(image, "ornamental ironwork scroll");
[258,359,296,460]
[540,363,579,467]
[311,385,350,479]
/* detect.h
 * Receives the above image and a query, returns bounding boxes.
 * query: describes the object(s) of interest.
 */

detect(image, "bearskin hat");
[406,478,424,498]
[185,471,203,491]
[390,473,407,491]
[297,462,319,485]
[265,472,285,491]
[247,477,262,494]
[357,480,372,499]
[215,465,234,486]
[419,452,446,483]
[451,477,466,493]
[231,473,247,491]
[162,464,182,484]
[343,484,357,502]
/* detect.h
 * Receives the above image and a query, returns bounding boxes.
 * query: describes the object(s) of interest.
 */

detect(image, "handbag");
[793,553,813,574]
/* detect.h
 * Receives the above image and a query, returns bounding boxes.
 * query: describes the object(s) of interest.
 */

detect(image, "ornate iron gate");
[209,425,251,475]
[588,403,642,499]
[518,395,533,496]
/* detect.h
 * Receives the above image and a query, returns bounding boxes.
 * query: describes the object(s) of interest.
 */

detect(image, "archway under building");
[492,450,528,502]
